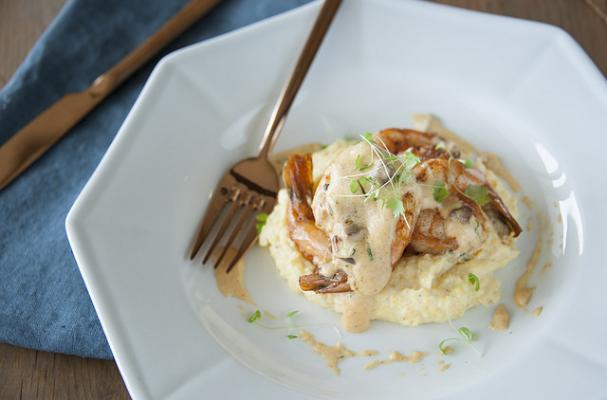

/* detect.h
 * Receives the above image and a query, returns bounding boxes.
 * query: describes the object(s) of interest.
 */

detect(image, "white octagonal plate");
[66,1,607,399]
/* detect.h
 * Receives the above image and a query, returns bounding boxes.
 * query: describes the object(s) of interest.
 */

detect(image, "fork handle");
[257,0,342,159]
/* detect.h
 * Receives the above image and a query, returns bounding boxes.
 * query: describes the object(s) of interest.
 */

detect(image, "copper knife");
[0,0,222,191]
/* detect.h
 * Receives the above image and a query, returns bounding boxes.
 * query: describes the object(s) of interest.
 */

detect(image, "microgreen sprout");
[255,213,269,234]
[467,273,480,291]
[464,185,490,206]
[340,133,420,223]
[432,181,449,203]
[438,303,482,356]
[435,141,446,151]
[438,339,453,355]
[248,309,261,323]
[245,310,334,341]
[458,327,474,342]
[386,197,405,218]
[362,132,374,142]
[438,326,476,355]
[459,158,474,168]
[355,154,371,171]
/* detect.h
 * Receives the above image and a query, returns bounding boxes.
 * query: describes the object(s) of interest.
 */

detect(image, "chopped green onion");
[467,273,480,291]
[432,181,449,203]
[464,185,490,206]
[349,179,358,193]
[287,334,298,339]
[286,310,299,318]
[247,309,261,323]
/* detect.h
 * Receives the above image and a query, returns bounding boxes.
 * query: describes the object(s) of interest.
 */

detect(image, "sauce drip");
[514,216,543,308]
[364,351,427,370]
[213,248,254,305]
[438,360,451,372]
[522,196,534,209]
[298,330,377,375]
[313,142,400,331]
[483,152,521,192]
[490,304,510,331]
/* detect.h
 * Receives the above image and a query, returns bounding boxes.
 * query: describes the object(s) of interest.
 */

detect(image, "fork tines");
[189,177,273,273]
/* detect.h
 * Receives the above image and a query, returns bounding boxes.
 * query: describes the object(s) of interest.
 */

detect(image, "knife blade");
[0,0,223,192]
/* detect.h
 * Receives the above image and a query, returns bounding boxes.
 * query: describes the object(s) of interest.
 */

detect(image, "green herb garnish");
[386,197,405,218]
[401,150,420,169]
[362,132,374,142]
[438,326,476,355]
[457,327,474,342]
[464,185,490,206]
[247,309,261,323]
[438,339,452,355]
[355,154,371,171]
[255,213,269,234]
[432,181,449,203]
[467,273,480,291]
[346,138,419,219]
[287,334,298,339]
[435,141,446,151]
[367,246,374,261]
[461,158,474,168]
[286,310,299,318]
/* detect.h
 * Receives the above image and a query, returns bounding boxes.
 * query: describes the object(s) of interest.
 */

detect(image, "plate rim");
[65,1,607,399]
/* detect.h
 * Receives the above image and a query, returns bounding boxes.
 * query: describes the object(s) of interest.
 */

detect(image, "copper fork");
[189,0,342,272]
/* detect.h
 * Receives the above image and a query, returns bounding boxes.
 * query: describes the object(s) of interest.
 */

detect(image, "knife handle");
[89,0,222,98]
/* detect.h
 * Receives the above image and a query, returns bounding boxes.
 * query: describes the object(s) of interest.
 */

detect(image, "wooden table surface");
[1,0,605,399]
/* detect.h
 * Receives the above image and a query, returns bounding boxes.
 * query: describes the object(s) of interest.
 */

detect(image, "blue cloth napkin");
[0,0,312,359]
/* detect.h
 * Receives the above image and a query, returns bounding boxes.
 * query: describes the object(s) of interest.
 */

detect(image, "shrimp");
[390,192,418,263]
[283,154,351,293]
[377,128,521,237]
[419,158,522,237]
[376,128,438,153]
[283,153,418,292]
[376,128,452,160]
[283,154,332,264]
[409,208,459,254]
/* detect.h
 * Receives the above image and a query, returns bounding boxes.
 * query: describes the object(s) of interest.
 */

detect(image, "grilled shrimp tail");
[283,154,332,264]
[487,188,522,237]
[390,192,418,265]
